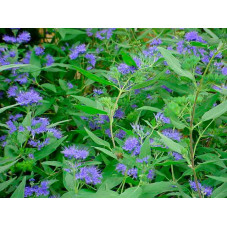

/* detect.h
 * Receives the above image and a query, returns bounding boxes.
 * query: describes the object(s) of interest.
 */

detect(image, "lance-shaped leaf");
[158,47,195,81]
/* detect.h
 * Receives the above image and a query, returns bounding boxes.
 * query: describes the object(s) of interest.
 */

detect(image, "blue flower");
[114,109,125,119]
[150,38,162,46]
[25,181,50,198]
[93,88,103,95]
[75,166,102,185]
[161,85,172,93]
[127,168,138,179]
[62,145,89,160]
[69,44,86,60]
[2,35,17,43]
[123,137,139,151]
[162,129,182,142]
[147,169,155,181]
[222,67,227,75]
[86,28,93,37]
[6,120,17,134]
[45,54,54,66]
[136,156,149,164]
[15,90,43,106]
[116,163,127,175]
[35,46,45,56]
[85,53,96,70]
[67,82,73,89]
[48,128,63,139]
[155,112,170,124]
[17,31,31,43]
[118,63,136,75]
[116,130,126,139]
[172,152,183,161]
[7,86,18,97]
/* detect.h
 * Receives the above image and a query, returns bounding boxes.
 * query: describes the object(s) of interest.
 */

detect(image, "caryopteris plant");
[0,28,226,198]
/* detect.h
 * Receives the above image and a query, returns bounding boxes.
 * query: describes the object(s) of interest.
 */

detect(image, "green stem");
[189,50,219,198]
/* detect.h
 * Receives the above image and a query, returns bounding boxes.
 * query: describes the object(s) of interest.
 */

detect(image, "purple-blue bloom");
[15,90,43,106]
[136,156,149,164]
[7,86,18,97]
[93,88,103,95]
[67,82,73,89]
[127,168,138,179]
[147,169,155,181]
[75,166,102,185]
[25,181,50,198]
[123,137,140,152]
[17,31,31,43]
[150,38,162,46]
[161,85,172,93]
[6,120,17,134]
[62,145,89,160]
[172,152,183,161]
[116,163,127,175]
[116,130,126,139]
[222,67,227,75]
[2,35,17,43]
[35,46,45,56]
[155,112,170,124]
[45,54,54,66]
[114,109,125,119]
[69,44,86,60]
[162,128,182,142]
[185,31,205,43]
[117,63,136,75]
[85,53,96,70]
[48,128,62,139]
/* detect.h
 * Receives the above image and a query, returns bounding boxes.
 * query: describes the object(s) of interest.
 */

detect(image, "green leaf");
[22,112,31,127]
[131,77,158,90]
[189,41,209,48]
[158,132,184,154]
[34,136,67,161]
[48,119,71,128]
[0,123,8,129]
[206,175,227,183]
[139,137,151,158]
[35,99,54,116]
[63,172,75,191]
[119,186,142,198]
[201,100,227,122]
[121,51,137,67]
[85,127,110,148]
[11,176,26,198]
[72,65,114,86]
[29,51,41,77]
[195,93,219,118]
[0,160,18,173]
[141,181,177,198]
[0,64,30,72]
[0,103,20,114]
[211,183,227,198]
[94,147,117,159]
[0,177,16,192]
[161,80,191,94]
[41,83,57,93]
[137,106,162,113]
[59,79,68,91]
[75,105,107,115]
[158,47,195,81]
[72,95,98,108]
[42,161,63,167]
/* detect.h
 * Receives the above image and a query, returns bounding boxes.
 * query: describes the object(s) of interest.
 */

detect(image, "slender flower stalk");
[189,48,221,198]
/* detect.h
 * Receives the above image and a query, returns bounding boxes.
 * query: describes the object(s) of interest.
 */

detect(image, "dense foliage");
[0,28,226,198]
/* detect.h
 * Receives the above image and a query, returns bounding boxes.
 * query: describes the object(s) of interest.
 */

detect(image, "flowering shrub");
[0,28,226,198]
